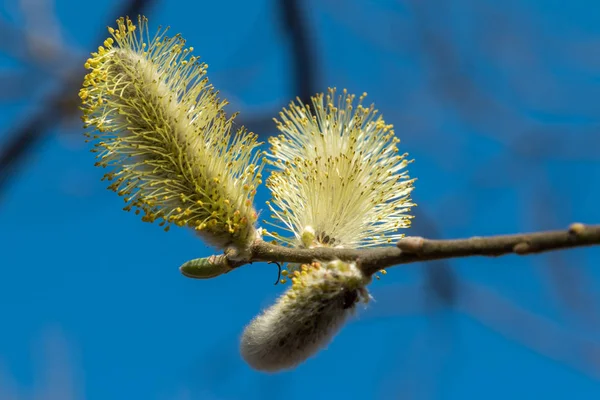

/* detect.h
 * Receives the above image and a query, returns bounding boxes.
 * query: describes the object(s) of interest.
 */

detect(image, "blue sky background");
[1,0,600,399]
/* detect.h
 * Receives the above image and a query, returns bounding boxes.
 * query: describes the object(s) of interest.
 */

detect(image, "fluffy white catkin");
[240,260,370,372]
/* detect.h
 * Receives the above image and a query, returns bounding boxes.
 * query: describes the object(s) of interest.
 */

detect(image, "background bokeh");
[1,0,600,399]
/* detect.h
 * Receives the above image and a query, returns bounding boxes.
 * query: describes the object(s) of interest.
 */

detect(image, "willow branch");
[181,223,600,279]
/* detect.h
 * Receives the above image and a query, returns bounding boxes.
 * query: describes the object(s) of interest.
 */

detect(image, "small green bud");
[179,255,232,279]
[300,226,316,248]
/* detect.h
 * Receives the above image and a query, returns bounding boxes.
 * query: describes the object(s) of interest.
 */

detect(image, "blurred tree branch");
[237,0,319,134]
[278,0,317,104]
[457,282,600,380]
[0,0,157,201]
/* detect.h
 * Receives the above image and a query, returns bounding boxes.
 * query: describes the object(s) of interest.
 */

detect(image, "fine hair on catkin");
[240,261,369,372]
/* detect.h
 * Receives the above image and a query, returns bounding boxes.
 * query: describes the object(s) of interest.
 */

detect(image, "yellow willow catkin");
[266,88,415,250]
[80,16,264,253]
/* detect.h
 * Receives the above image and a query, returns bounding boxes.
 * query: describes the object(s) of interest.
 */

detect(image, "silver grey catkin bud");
[240,260,370,372]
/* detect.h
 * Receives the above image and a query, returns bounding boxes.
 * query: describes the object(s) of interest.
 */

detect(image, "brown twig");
[211,223,600,278]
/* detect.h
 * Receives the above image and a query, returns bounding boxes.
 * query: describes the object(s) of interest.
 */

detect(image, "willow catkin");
[80,16,263,253]
[265,88,415,249]
[240,260,370,372]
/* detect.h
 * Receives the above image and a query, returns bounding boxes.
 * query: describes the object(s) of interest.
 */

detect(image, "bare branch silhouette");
[457,282,600,379]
